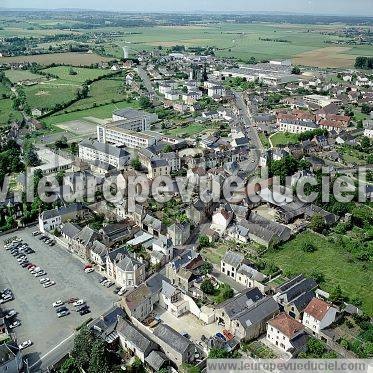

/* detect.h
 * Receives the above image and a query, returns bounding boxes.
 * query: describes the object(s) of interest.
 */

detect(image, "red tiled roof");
[268,312,304,339]
[304,297,333,321]
[319,119,348,128]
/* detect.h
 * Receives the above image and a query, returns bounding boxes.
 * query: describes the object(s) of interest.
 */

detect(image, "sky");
[1,0,373,16]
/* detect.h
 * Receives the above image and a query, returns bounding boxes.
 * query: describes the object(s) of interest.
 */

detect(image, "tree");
[60,357,79,373]
[56,171,65,185]
[70,142,78,155]
[309,214,326,233]
[131,157,141,171]
[292,66,301,75]
[302,242,317,253]
[55,136,68,149]
[71,326,94,369]
[88,339,111,373]
[306,338,327,357]
[162,144,173,153]
[198,235,210,248]
[139,96,152,109]
[330,284,347,305]
[24,145,40,167]
[201,279,215,295]
[208,347,231,359]
[200,262,213,275]
[361,136,371,149]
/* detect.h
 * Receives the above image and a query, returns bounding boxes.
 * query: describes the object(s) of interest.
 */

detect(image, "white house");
[363,120,373,138]
[267,312,305,353]
[165,91,180,101]
[302,297,337,335]
[211,208,233,234]
[208,85,225,98]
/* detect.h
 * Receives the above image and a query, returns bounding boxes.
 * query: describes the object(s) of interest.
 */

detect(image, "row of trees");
[355,56,373,70]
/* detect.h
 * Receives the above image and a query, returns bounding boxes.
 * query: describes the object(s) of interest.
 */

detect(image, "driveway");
[0,227,118,371]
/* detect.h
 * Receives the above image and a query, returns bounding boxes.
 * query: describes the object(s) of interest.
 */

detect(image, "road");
[136,66,155,94]
[233,91,263,162]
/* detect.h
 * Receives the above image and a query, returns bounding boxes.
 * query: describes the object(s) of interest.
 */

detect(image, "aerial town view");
[0,0,372,372]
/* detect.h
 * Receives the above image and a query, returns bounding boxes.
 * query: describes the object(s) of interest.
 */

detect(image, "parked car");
[56,306,68,313]
[53,300,64,308]
[79,308,91,316]
[43,281,55,288]
[215,333,226,342]
[99,277,107,284]
[223,329,234,341]
[0,294,13,304]
[106,281,114,288]
[32,231,40,236]
[181,332,190,339]
[57,310,70,318]
[35,271,47,277]
[40,278,50,284]
[18,340,32,350]
[76,305,89,313]
[49,241,56,246]
[67,298,79,304]
[4,310,17,319]
[84,268,94,273]
[9,320,21,329]
[73,299,85,307]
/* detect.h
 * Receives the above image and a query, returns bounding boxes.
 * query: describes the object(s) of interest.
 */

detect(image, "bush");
[302,242,317,253]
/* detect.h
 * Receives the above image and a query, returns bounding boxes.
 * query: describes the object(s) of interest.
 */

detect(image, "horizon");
[1,0,373,17]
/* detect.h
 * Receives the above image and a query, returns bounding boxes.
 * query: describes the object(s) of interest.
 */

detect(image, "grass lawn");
[42,66,112,84]
[165,123,205,137]
[42,100,138,126]
[263,231,373,315]
[0,99,22,125]
[4,69,45,83]
[200,243,229,266]
[270,132,299,147]
[259,132,270,148]
[24,82,78,111]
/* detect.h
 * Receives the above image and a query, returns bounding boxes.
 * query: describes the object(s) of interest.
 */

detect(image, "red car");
[67,298,79,304]
[223,329,234,341]
[84,264,92,270]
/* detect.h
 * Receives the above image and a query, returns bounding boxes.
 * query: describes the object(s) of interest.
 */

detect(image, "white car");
[73,299,85,307]
[4,310,17,319]
[101,280,110,286]
[43,281,55,288]
[118,287,126,296]
[0,294,13,304]
[53,300,64,308]
[40,278,50,284]
[9,320,21,329]
[34,271,46,277]
[18,340,32,350]
[84,268,94,273]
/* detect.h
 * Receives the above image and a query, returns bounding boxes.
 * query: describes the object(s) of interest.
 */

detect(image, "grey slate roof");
[80,140,129,159]
[118,319,154,353]
[73,226,100,246]
[116,254,143,272]
[145,350,168,371]
[40,202,85,221]
[217,288,264,319]
[222,251,244,269]
[237,264,266,282]
[161,280,178,298]
[61,222,81,238]
[90,240,109,259]
[153,324,192,354]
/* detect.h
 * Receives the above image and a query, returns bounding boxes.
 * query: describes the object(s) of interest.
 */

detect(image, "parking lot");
[0,227,118,369]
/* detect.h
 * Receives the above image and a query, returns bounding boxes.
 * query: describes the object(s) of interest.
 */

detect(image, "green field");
[24,82,78,111]
[42,100,138,125]
[263,232,373,315]
[0,99,22,125]
[91,23,373,67]
[66,77,128,111]
[42,66,112,84]
[270,132,299,147]
[4,69,45,83]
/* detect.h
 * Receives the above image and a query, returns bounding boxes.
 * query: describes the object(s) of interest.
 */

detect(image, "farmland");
[0,99,22,124]
[4,69,46,83]
[0,52,114,66]
[42,66,113,84]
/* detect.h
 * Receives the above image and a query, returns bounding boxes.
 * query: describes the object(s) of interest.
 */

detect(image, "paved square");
[0,227,118,370]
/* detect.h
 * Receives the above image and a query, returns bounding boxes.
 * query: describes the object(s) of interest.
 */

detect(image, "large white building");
[111,108,158,127]
[278,119,318,134]
[78,140,130,169]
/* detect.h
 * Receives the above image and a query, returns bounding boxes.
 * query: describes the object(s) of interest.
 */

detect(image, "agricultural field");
[42,66,113,84]
[4,69,46,83]
[0,52,114,66]
[263,231,373,315]
[24,82,78,111]
[92,23,373,67]
[0,98,22,125]
[63,77,128,111]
